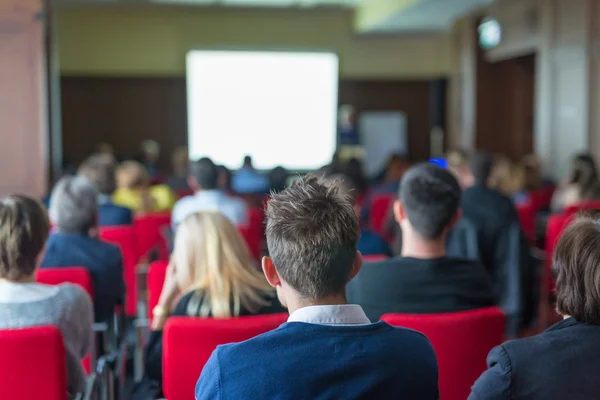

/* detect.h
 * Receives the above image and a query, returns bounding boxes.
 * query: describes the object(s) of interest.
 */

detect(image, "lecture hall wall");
[56,5,453,170]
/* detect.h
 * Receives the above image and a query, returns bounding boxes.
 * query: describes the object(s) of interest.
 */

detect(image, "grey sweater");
[0,282,93,397]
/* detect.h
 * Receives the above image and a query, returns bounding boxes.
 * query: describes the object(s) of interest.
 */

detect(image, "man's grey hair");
[265,174,360,299]
[49,176,99,234]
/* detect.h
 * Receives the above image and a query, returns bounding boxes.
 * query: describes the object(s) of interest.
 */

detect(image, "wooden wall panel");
[61,77,434,171]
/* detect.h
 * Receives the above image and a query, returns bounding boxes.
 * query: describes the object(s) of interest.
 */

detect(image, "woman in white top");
[0,195,93,398]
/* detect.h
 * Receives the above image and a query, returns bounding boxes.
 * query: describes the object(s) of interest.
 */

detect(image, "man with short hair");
[195,175,439,400]
[347,163,496,322]
[171,157,247,228]
[78,154,133,226]
[41,176,125,323]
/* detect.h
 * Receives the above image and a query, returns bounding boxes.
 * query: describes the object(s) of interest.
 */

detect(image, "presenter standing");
[338,105,364,162]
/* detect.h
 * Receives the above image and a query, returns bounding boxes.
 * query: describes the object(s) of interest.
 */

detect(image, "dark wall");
[61,76,436,172]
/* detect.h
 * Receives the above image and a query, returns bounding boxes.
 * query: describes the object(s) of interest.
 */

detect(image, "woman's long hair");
[570,154,600,199]
[173,211,273,318]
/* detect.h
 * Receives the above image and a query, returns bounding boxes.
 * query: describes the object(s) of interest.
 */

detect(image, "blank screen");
[186,50,339,170]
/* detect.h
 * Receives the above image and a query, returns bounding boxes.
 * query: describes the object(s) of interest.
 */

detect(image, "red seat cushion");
[382,307,505,400]
[163,314,288,400]
[0,326,67,400]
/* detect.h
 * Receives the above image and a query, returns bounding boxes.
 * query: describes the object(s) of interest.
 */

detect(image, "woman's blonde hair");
[116,161,150,190]
[173,211,273,318]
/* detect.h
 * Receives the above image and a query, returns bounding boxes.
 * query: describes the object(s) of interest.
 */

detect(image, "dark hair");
[78,154,117,195]
[570,154,599,198]
[268,166,290,193]
[399,163,462,239]
[469,151,493,185]
[0,195,50,280]
[323,173,359,203]
[553,215,600,324]
[216,165,232,191]
[265,175,360,299]
[243,155,253,167]
[190,158,218,190]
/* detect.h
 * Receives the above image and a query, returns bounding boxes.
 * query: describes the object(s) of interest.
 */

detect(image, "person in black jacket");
[145,211,284,384]
[347,163,496,322]
[470,215,600,399]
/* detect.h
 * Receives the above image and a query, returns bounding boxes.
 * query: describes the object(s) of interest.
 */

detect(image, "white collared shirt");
[287,304,372,326]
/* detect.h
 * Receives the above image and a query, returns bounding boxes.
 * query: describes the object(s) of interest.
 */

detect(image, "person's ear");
[347,251,363,282]
[393,199,406,223]
[447,209,462,230]
[262,256,281,288]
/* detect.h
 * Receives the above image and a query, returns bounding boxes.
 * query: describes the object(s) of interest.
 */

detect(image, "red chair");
[174,188,194,199]
[529,186,555,211]
[565,200,600,214]
[36,267,95,374]
[516,201,536,243]
[134,212,171,261]
[163,314,288,400]
[382,307,505,400]
[369,194,394,236]
[238,225,261,261]
[0,326,68,400]
[147,260,169,325]
[100,225,140,316]
[362,254,389,262]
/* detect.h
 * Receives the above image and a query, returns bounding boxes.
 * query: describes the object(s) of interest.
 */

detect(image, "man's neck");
[401,237,446,259]
[286,294,348,315]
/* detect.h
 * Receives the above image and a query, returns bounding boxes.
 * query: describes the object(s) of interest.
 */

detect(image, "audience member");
[487,155,521,197]
[94,142,117,163]
[470,216,600,399]
[344,157,368,195]
[446,149,473,188]
[326,174,392,257]
[268,166,290,193]
[231,155,269,194]
[166,147,191,191]
[195,175,439,400]
[460,151,532,333]
[172,158,247,228]
[41,176,125,323]
[146,211,283,383]
[361,154,409,222]
[347,163,495,321]
[0,196,93,397]
[77,154,133,226]
[113,160,176,214]
[138,139,161,180]
[551,153,600,212]
[216,165,232,193]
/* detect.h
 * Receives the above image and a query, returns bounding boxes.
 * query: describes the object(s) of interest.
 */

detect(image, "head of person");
[469,150,494,187]
[188,158,218,192]
[569,153,598,188]
[116,161,150,191]
[49,176,99,235]
[243,155,253,169]
[94,142,116,163]
[323,173,360,216]
[446,149,473,188]
[488,155,520,195]
[262,175,361,310]
[77,154,118,196]
[173,211,273,317]
[216,165,232,192]
[268,166,290,193]
[142,139,160,163]
[172,147,189,177]
[552,215,600,324]
[0,196,50,282]
[393,163,462,245]
[385,154,410,182]
[521,154,543,191]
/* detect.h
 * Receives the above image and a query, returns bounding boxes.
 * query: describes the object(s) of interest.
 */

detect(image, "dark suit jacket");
[98,195,133,226]
[469,318,600,400]
[347,256,496,322]
[41,233,125,323]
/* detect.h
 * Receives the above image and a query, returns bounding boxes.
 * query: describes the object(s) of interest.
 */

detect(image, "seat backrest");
[565,200,600,214]
[134,212,172,261]
[545,213,574,292]
[0,326,67,400]
[147,260,169,324]
[100,225,139,316]
[163,314,288,400]
[516,202,536,243]
[382,307,505,400]
[369,194,394,235]
[362,254,389,262]
[36,267,94,298]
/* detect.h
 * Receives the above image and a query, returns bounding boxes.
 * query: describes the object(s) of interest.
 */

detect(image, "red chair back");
[369,194,394,235]
[147,261,169,324]
[516,202,536,243]
[174,189,194,199]
[100,225,140,316]
[545,213,575,293]
[382,307,505,400]
[362,254,389,262]
[163,314,288,400]
[0,326,67,400]
[134,212,171,261]
[565,200,600,214]
[36,267,94,298]
[529,186,555,211]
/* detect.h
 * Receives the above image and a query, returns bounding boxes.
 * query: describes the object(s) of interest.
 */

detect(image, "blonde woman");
[112,160,176,214]
[145,211,283,384]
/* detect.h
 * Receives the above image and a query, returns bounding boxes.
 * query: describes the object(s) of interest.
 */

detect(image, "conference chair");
[0,326,68,400]
[369,194,394,236]
[147,260,169,326]
[362,254,389,262]
[382,307,505,400]
[564,200,600,214]
[134,212,171,262]
[517,202,536,243]
[163,314,288,400]
[100,225,140,317]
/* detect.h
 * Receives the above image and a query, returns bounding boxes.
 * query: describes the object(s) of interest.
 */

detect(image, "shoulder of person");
[56,283,93,305]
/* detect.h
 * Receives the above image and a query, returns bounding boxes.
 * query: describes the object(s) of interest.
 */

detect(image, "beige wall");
[56,5,452,79]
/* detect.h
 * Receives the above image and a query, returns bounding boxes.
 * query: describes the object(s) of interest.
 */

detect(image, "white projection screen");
[186,50,339,170]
